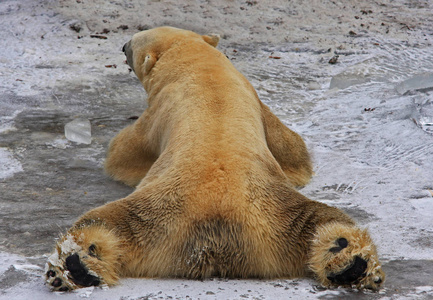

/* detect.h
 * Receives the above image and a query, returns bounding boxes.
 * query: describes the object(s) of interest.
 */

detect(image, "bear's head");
[122,26,220,83]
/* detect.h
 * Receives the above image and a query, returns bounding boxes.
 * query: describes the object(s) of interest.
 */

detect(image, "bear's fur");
[45,27,384,291]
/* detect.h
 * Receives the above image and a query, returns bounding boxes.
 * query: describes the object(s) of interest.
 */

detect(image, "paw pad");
[46,253,100,291]
[65,254,100,287]
[327,256,367,285]
[46,270,56,278]
[309,223,385,290]
[329,237,348,253]
[52,277,63,288]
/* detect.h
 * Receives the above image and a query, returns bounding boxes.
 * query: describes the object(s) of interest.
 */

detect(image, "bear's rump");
[176,218,249,279]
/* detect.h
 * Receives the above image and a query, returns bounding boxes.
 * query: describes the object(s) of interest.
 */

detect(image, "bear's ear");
[142,53,157,75]
[202,34,220,47]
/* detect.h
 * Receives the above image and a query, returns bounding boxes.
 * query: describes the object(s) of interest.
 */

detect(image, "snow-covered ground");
[1,0,432,299]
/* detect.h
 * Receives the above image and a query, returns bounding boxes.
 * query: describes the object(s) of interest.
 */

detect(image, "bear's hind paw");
[309,223,385,291]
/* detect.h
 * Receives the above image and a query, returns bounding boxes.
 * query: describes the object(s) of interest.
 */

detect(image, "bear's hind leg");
[261,103,313,187]
[308,222,385,290]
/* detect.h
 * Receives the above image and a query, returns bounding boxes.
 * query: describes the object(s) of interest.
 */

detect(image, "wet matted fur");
[46,27,384,292]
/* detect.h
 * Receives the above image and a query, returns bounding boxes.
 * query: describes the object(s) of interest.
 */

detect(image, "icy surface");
[0,147,23,179]
[65,119,92,144]
[1,0,433,299]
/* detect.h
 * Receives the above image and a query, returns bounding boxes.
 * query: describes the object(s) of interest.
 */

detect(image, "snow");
[0,0,432,299]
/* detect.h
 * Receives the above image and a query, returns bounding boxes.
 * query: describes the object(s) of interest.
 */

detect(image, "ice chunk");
[418,117,433,133]
[330,73,369,90]
[329,57,381,90]
[396,73,433,95]
[416,100,433,134]
[65,118,91,144]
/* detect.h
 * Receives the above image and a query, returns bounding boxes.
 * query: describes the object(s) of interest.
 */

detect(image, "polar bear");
[45,27,384,292]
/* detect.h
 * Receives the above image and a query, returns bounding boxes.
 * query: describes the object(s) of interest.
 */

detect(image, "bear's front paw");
[45,235,102,291]
[309,223,385,290]
[46,253,101,291]
[45,227,121,291]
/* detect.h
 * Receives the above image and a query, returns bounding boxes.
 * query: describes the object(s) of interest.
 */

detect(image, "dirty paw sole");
[45,227,121,291]
[309,222,385,290]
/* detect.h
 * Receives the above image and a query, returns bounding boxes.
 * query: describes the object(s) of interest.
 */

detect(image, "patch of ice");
[0,110,21,134]
[330,72,371,90]
[396,73,433,95]
[0,252,42,278]
[0,147,23,179]
[413,98,433,134]
[0,252,22,275]
[0,126,17,134]
[65,119,92,145]
[418,116,433,134]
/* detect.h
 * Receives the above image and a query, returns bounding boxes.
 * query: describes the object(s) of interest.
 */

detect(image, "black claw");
[52,277,62,287]
[65,254,100,287]
[88,244,98,258]
[329,246,342,253]
[327,256,368,285]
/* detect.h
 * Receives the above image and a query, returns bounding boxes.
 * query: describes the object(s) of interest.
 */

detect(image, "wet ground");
[1,0,432,299]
